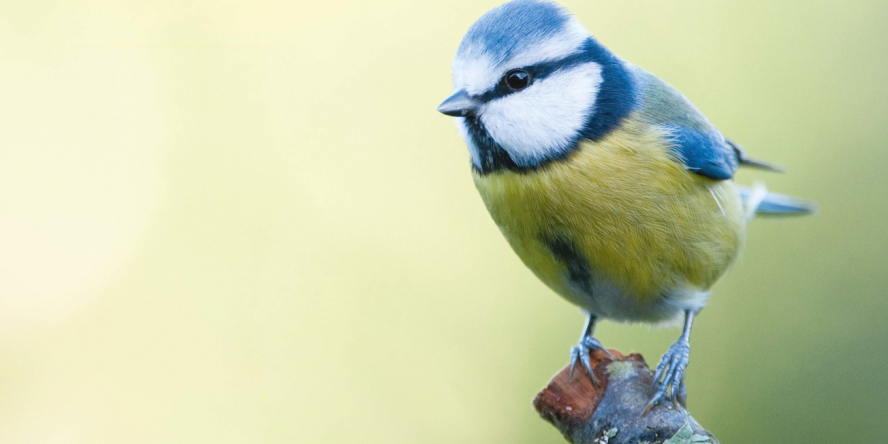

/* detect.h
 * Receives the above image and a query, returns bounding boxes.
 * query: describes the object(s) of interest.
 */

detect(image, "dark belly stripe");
[543,236,594,295]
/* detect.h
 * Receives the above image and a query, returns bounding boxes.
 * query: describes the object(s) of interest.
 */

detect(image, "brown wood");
[533,349,719,444]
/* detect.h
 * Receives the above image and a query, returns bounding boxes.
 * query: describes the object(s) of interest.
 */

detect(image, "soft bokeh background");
[1,0,886,442]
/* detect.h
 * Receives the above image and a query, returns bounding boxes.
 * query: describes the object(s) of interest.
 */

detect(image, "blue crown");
[457,0,572,65]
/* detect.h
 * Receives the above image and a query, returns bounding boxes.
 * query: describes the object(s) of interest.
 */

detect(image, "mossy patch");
[606,361,636,380]
[663,422,714,444]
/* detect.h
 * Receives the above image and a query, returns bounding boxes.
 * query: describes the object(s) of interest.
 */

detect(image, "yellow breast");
[473,116,745,313]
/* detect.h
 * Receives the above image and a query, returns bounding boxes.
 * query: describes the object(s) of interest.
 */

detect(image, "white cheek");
[480,62,603,166]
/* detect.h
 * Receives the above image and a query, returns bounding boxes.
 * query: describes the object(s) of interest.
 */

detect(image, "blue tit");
[437,0,816,411]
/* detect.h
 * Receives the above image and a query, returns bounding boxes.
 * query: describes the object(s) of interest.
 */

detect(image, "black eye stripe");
[473,44,599,103]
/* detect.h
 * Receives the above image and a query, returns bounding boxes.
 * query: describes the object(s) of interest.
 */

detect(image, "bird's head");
[438,0,627,173]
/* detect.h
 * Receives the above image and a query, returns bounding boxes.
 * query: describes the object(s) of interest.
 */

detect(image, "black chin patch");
[464,116,522,174]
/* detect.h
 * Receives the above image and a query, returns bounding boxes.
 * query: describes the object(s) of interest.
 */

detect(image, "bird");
[437,0,815,412]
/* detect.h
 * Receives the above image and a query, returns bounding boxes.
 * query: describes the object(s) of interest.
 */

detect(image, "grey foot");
[644,339,690,414]
[569,336,613,385]
[676,375,687,407]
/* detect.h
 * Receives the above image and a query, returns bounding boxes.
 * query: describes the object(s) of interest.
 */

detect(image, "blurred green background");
[1,0,886,442]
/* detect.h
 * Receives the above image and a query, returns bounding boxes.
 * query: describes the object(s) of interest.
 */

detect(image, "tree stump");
[533,349,719,444]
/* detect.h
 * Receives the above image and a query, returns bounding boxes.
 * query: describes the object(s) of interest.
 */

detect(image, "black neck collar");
[468,37,639,175]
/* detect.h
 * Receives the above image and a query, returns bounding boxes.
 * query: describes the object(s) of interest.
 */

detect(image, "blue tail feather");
[737,185,818,216]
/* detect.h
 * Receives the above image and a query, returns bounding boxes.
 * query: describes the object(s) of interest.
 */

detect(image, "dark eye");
[505,70,530,90]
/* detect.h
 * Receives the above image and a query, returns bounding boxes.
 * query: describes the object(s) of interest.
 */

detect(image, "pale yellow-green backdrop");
[1,0,886,442]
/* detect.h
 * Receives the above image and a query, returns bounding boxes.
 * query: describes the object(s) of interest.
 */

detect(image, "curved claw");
[643,392,662,416]
[676,376,687,408]
[644,339,691,415]
[569,336,610,386]
[569,345,598,385]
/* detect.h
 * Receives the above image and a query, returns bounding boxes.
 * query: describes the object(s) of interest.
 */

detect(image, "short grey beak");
[437,90,481,117]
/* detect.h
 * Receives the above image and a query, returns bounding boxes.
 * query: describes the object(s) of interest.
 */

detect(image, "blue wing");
[663,124,737,180]
[633,68,743,180]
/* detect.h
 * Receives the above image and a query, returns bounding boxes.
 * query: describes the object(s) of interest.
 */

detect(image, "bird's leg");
[645,310,695,415]
[569,313,612,385]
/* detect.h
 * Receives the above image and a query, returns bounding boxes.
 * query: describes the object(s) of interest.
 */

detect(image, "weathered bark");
[533,349,719,444]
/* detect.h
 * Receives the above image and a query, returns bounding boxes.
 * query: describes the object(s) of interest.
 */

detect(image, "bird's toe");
[645,340,691,414]
[569,336,611,386]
